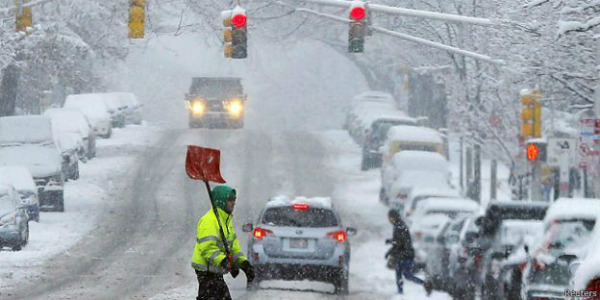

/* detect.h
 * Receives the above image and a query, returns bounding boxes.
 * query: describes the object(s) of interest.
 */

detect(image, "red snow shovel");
[185,146,235,275]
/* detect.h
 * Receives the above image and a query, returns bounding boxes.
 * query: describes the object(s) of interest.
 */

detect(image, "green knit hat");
[211,185,236,212]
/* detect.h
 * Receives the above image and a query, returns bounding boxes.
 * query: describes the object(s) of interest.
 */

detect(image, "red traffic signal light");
[232,14,246,27]
[350,6,365,21]
[526,143,539,161]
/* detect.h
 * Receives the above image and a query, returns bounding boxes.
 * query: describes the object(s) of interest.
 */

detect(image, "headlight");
[228,101,243,116]
[0,212,17,227]
[192,102,205,115]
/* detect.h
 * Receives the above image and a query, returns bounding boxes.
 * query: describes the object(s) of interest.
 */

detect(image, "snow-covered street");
[2,126,453,300]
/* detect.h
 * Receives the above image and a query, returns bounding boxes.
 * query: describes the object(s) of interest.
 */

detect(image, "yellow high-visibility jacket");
[191,208,247,274]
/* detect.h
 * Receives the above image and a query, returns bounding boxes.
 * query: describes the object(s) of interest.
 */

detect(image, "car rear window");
[262,207,338,227]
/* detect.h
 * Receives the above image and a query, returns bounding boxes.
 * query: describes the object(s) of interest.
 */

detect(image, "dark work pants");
[395,259,425,293]
[195,270,232,300]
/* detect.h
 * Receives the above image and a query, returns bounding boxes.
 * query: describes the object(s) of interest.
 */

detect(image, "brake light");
[533,260,546,271]
[292,204,309,209]
[253,228,274,240]
[327,231,347,242]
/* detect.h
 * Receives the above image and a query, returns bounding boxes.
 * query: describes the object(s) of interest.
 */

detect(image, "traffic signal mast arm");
[291,0,498,26]
[274,1,504,65]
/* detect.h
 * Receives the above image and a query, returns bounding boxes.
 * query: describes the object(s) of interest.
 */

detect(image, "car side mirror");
[569,261,581,277]
[346,226,357,236]
[242,223,253,232]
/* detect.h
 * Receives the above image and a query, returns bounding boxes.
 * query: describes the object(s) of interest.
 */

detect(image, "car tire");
[54,193,65,212]
[334,270,349,295]
[73,163,80,180]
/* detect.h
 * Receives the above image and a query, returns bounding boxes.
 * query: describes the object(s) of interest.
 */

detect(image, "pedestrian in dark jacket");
[386,209,432,295]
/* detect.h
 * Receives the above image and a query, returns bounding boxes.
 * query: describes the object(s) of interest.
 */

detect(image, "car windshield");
[262,207,338,227]
[545,219,595,250]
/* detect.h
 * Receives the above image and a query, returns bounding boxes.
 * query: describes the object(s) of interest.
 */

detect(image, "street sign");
[580,119,600,156]
[547,138,577,167]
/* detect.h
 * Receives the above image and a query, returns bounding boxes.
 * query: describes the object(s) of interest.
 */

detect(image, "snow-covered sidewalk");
[0,124,163,292]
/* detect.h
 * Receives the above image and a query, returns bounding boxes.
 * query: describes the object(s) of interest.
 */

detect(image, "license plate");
[290,238,308,249]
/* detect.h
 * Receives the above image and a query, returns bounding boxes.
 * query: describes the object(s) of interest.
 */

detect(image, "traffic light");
[348,2,366,53]
[15,0,32,33]
[230,7,247,59]
[222,10,233,58]
[521,90,542,138]
[128,0,147,39]
[526,141,546,162]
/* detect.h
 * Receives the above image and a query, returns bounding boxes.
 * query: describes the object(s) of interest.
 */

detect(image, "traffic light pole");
[292,0,498,26]
[274,1,504,64]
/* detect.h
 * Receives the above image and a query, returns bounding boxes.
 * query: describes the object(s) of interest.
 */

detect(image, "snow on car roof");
[266,195,333,209]
[543,198,600,226]
[0,115,54,145]
[386,125,443,144]
[0,166,37,193]
[391,151,448,170]
[360,111,414,127]
[409,186,460,198]
[64,93,111,119]
[44,108,90,137]
[391,171,449,194]
[415,198,479,213]
[573,224,600,290]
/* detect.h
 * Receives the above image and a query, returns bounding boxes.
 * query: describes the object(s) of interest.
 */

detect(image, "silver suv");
[242,196,357,294]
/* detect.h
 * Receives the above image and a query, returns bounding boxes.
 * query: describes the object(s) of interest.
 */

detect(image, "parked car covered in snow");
[63,93,113,138]
[472,201,549,300]
[380,151,451,206]
[104,92,143,125]
[403,186,460,220]
[242,196,357,294]
[0,116,65,212]
[0,184,29,251]
[380,125,446,166]
[44,107,97,160]
[98,93,127,128]
[479,220,544,300]
[361,116,418,170]
[570,222,600,300]
[0,166,40,222]
[521,198,600,300]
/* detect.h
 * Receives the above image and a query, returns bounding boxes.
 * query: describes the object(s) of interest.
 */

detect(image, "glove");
[240,260,255,282]
[220,258,240,278]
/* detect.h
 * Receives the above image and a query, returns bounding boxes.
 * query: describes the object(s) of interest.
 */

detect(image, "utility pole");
[474,144,482,203]
[466,147,473,197]
[460,136,464,191]
[491,160,497,201]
